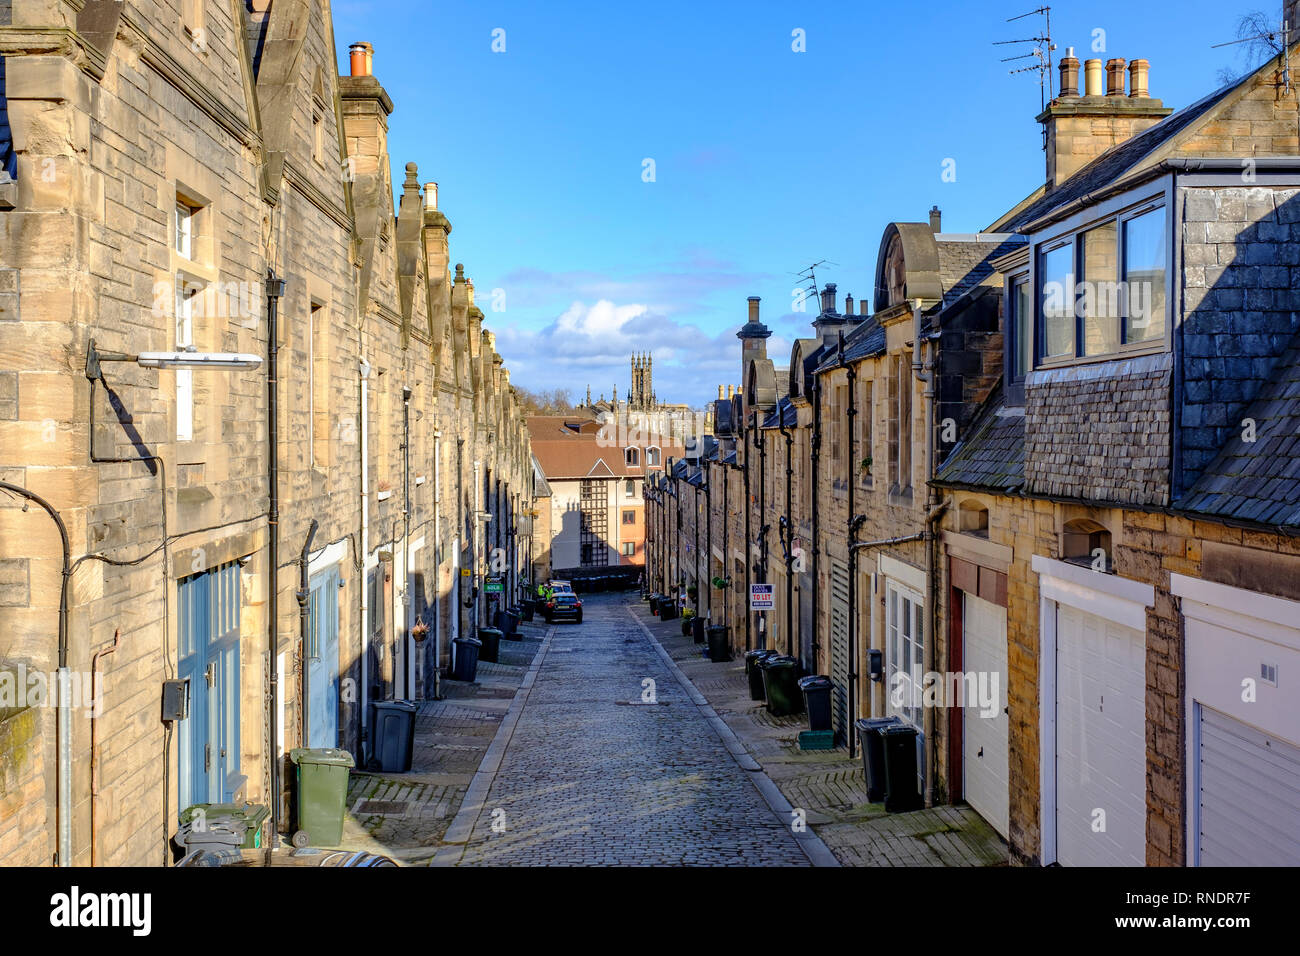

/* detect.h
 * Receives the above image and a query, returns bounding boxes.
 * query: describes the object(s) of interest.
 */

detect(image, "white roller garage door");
[1196,706,1300,866]
[962,594,1009,839]
[1056,603,1146,867]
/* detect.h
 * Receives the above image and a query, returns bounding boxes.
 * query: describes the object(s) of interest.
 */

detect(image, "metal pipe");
[740,416,752,651]
[402,386,412,699]
[704,466,712,621]
[358,357,371,759]
[265,270,285,862]
[297,519,319,746]
[779,419,795,660]
[432,428,441,700]
[89,628,121,867]
[912,299,940,808]
[839,331,860,757]
[722,459,729,627]
[810,375,822,663]
[3,482,73,865]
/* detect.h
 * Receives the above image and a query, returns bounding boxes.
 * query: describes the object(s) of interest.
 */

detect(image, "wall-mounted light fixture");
[86,338,262,379]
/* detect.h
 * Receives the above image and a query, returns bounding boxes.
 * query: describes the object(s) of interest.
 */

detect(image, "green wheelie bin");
[289,747,355,848]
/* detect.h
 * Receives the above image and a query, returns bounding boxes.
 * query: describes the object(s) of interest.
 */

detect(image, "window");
[175,202,194,259]
[646,446,661,466]
[1039,241,1074,359]
[1123,207,1166,344]
[893,354,912,490]
[858,379,873,482]
[886,581,925,729]
[622,542,636,556]
[1079,221,1119,357]
[622,510,636,525]
[310,301,330,468]
[625,479,636,498]
[312,111,325,166]
[1011,275,1031,381]
[625,447,639,467]
[1033,200,1168,367]
[175,275,197,441]
[830,383,846,464]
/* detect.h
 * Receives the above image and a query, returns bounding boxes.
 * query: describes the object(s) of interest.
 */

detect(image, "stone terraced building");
[646,36,1300,867]
[0,0,534,866]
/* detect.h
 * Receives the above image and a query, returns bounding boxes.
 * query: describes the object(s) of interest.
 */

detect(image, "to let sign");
[750,584,774,611]
[484,580,504,594]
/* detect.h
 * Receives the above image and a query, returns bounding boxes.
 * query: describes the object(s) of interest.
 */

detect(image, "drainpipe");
[297,519,319,746]
[90,628,120,867]
[779,419,795,660]
[693,479,700,603]
[704,467,712,622]
[265,270,285,860]
[722,459,729,627]
[810,374,823,664]
[433,428,442,699]
[840,331,860,755]
[401,387,412,699]
[912,298,942,808]
[456,439,465,647]
[358,357,372,760]
[740,417,752,650]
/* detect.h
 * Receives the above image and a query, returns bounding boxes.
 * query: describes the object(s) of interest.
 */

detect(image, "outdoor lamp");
[86,339,261,377]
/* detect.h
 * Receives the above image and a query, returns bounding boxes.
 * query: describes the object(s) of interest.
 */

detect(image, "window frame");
[1027,183,1173,372]
[885,579,925,730]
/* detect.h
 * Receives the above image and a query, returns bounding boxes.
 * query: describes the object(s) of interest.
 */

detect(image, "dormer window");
[1030,197,1168,368]
[625,447,639,467]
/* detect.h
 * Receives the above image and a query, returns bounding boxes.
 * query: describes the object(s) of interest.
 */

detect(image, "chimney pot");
[718,385,725,400]
[859,298,868,316]
[1059,50,1080,96]
[349,42,373,77]
[425,182,438,210]
[1128,58,1150,98]
[929,205,942,233]
[820,282,837,314]
[1105,58,1127,96]
[844,293,854,314]
[747,296,760,322]
[1083,58,1103,96]
[727,385,735,400]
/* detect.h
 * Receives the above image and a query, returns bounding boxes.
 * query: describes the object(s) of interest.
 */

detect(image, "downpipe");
[297,519,319,747]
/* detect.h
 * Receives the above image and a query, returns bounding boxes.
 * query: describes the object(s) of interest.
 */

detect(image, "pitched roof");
[815,318,886,372]
[1179,331,1300,528]
[935,235,1028,308]
[933,393,1026,493]
[761,396,798,429]
[530,433,683,480]
[992,81,1240,234]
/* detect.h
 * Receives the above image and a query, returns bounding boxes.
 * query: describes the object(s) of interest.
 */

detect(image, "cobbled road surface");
[456,593,809,866]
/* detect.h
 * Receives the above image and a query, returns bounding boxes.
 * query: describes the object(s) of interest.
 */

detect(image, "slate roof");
[993,80,1239,233]
[761,396,797,429]
[935,236,1028,308]
[814,318,886,373]
[1179,331,1300,528]
[933,392,1026,493]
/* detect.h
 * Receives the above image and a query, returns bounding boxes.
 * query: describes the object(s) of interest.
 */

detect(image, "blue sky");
[331,0,1278,407]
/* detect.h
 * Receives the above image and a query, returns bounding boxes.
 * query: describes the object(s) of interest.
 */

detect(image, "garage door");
[1196,706,1300,866]
[963,594,1008,839]
[1056,603,1146,867]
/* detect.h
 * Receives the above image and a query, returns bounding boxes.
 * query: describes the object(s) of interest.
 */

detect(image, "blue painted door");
[178,561,242,812]
[307,566,340,748]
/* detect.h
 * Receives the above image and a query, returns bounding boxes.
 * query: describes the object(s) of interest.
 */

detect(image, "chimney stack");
[1059,48,1080,96]
[349,42,373,77]
[859,298,868,316]
[747,296,760,322]
[1040,51,1170,189]
[929,205,942,233]
[1105,58,1127,96]
[820,282,837,314]
[1128,59,1150,98]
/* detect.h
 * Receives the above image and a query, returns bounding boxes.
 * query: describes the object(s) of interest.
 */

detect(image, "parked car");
[544,592,583,624]
[547,579,574,595]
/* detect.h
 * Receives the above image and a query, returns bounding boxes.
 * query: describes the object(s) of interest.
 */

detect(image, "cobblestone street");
[434,593,820,866]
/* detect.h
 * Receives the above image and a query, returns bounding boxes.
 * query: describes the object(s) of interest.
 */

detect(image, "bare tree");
[1216,10,1287,87]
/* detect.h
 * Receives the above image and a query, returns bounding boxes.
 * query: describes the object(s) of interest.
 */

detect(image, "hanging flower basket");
[410,618,430,643]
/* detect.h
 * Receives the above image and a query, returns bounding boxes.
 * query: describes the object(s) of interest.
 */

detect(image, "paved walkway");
[336,626,545,864]
[433,592,826,866]
[634,597,1008,867]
